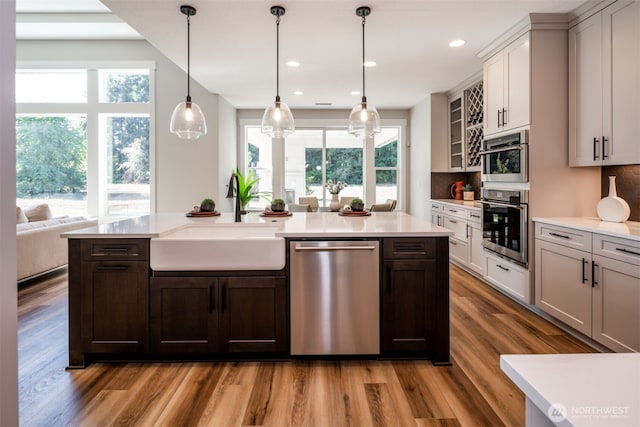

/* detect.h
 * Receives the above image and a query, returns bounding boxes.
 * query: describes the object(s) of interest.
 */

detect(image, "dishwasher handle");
[294,245,378,252]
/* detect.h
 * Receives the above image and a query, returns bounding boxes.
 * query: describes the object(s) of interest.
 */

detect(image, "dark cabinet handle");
[591,261,598,288]
[502,108,507,126]
[616,247,640,257]
[593,137,600,161]
[449,219,458,224]
[602,136,608,160]
[581,258,588,283]
[497,109,502,127]
[470,214,481,219]
[209,284,215,312]
[549,232,570,239]
[96,266,128,271]
[496,264,509,272]
[221,282,227,312]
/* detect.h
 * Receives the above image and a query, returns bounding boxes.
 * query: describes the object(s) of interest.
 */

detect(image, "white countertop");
[501,353,640,427]
[533,217,640,242]
[431,199,482,210]
[62,211,454,239]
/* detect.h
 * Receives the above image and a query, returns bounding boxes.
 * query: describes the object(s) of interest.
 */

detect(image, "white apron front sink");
[150,224,285,271]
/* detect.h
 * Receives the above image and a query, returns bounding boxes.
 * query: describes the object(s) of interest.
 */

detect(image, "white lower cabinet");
[485,251,530,303]
[535,221,640,352]
[449,238,468,265]
[467,211,485,276]
[535,239,592,335]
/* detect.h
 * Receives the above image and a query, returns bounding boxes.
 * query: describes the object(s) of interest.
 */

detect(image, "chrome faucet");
[226,172,242,222]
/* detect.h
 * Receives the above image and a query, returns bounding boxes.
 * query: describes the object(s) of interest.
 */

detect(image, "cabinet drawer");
[467,210,482,224]
[449,238,468,264]
[442,215,468,243]
[535,222,591,252]
[442,205,467,219]
[383,238,435,259]
[430,202,443,212]
[81,238,149,261]
[593,234,640,266]
[485,252,530,303]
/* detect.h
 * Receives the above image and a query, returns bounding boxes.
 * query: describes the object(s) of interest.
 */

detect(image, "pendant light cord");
[187,12,191,100]
[361,14,366,100]
[276,14,280,100]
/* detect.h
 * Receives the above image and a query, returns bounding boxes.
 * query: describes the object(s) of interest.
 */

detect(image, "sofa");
[16,204,98,282]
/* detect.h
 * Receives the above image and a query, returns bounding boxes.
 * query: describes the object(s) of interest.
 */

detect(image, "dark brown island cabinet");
[68,236,449,368]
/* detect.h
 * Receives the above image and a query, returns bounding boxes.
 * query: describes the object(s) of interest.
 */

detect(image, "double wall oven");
[479,130,530,266]
[479,188,529,266]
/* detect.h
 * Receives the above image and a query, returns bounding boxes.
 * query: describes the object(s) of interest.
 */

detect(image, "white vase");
[596,176,630,223]
[330,194,341,212]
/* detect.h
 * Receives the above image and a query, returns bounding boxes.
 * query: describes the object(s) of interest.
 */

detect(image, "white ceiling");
[17,0,586,110]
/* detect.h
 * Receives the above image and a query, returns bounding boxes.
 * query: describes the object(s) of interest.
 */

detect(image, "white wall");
[408,97,431,219]
[217,96,238,212]
[1,1,19,425]
[17,40,232,213]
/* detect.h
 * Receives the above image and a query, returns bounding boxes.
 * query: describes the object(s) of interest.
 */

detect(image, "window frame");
[16,61,156,217]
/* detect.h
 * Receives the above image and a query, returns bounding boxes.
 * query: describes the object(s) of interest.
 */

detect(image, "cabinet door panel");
[504,33,530,130]
[81,262,149,353]
[603,0,640,165]
[592,255,640,352]
[382,259,436,354]
[150,277,218,353]
[468,222,485,276]
[569,13,603,166]
[218,276,287,354]
[535,240,592,335]
[484,52,504,136]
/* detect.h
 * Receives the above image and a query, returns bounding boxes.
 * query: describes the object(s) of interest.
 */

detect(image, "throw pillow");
[16,206,28,224]
[24,203,53,222]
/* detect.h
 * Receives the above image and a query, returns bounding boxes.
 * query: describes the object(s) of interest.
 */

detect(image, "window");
[243,122,403,210]
[16,66,154,218]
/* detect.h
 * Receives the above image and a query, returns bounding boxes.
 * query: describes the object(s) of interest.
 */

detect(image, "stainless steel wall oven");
[480,188,529,266]
[481,130,529,183]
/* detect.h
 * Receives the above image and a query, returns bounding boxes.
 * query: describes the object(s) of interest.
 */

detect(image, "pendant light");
[261,5,295,138]
[170,5,207,140]
[348,6,381,137]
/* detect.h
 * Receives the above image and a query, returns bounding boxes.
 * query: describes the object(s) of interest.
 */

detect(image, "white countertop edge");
[431,199,482,210]
[501,353,640,427]
[533,217,640,242]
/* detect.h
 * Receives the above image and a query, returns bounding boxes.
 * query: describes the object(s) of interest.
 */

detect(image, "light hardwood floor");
[18,266,596,426]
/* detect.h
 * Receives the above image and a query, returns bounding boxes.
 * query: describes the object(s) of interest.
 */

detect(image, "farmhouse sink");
[150,224,285,271]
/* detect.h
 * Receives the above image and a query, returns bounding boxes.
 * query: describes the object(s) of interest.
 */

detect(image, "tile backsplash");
[431,172,481,200]
[601,165,640,222]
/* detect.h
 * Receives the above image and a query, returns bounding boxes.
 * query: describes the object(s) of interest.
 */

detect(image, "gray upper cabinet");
[569,0,640,166]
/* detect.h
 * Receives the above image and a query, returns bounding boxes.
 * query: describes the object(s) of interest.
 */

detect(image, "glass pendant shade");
[170,96,207,140]
[348,97,381,137]
[262,96,294,138]
[171,5,207,141]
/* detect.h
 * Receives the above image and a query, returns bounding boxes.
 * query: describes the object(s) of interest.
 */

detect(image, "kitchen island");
[63,212,453,368]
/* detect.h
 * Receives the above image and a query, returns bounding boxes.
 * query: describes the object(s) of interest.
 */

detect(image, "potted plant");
[270,198,285,212]
[199,198,216,212]
[463,184,474,201]
[234,168,272,211]
[350,197,365,212]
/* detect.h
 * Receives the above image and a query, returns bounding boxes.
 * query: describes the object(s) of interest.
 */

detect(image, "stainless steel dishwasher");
[290,240,380,355]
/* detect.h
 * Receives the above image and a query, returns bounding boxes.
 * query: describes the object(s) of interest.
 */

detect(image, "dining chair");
[370,203,393,212]
[339,196,354,207]
[386,199,397,211]
[298,197,319,211]
[288,203,312,212]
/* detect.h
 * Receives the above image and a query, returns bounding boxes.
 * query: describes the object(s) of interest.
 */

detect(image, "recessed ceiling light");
[293,90,303,95]
[286,60,300,67]
[364,61,376,67]
[351,91,361,96]
[449,39,466,48]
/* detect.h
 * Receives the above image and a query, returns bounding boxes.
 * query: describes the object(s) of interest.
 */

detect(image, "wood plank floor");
[18,266,596,427]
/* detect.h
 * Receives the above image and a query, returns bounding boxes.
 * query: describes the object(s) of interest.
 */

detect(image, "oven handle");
[477,200,527,210]
[479,144,528,156]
